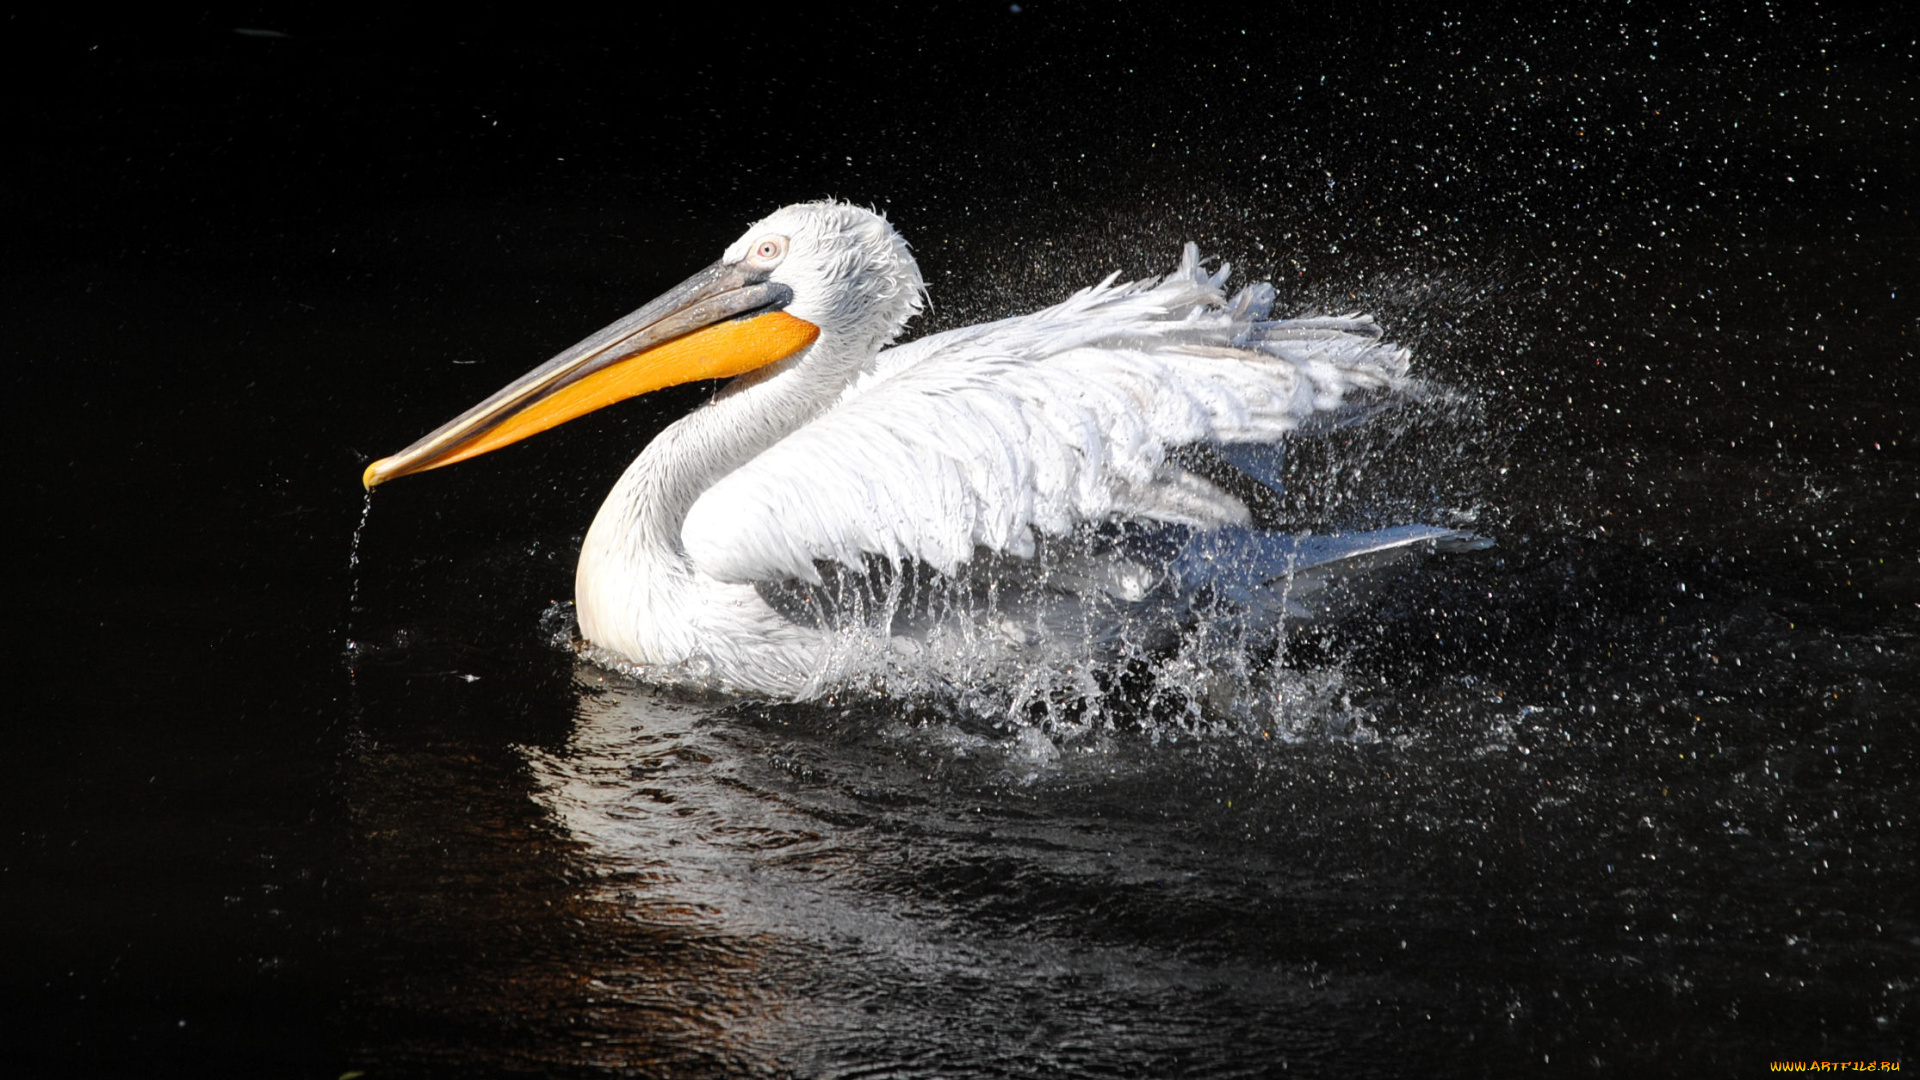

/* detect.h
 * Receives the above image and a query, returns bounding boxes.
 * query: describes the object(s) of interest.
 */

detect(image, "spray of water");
[344,487,375,671]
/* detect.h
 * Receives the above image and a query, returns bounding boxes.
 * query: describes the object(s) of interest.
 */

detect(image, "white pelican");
[364,202,1479,698]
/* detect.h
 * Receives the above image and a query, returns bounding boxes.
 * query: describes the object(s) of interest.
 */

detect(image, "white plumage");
[683,253,1405,585]
[553,201,1470,697]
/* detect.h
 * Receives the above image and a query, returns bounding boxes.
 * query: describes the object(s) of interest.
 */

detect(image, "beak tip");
[362,459,388,491]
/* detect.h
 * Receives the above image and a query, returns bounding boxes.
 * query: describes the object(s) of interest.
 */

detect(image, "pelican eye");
[746,236,788,268]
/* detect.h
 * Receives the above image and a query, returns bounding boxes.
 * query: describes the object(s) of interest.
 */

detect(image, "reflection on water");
[343,680,792,1075]
[512,674,1446,1076]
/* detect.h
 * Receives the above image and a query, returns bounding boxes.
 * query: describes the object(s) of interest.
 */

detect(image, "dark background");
[6,3,1915,1076]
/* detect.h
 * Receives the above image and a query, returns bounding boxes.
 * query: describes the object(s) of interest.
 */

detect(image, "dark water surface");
[8,6,1915,1076]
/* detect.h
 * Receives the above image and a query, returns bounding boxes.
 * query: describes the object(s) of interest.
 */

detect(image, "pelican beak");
[362,261,819,489]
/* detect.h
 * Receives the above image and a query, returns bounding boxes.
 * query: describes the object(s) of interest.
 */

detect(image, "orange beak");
[362,260,819,489]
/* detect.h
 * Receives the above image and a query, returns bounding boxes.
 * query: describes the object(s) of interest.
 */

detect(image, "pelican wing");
[680,245,1411,586]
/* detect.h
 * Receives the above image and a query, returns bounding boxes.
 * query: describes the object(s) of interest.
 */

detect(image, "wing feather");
[681,246,1411,585]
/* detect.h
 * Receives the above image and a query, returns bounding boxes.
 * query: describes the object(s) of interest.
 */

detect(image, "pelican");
[364,202,1481,698]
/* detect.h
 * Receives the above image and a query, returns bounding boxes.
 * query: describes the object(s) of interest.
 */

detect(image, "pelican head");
[362,201,923,489]
[725,202,925,364]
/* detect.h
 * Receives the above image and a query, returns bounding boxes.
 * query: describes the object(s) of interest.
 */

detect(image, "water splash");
[344,487,375,671]
[726,515,1489,743]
